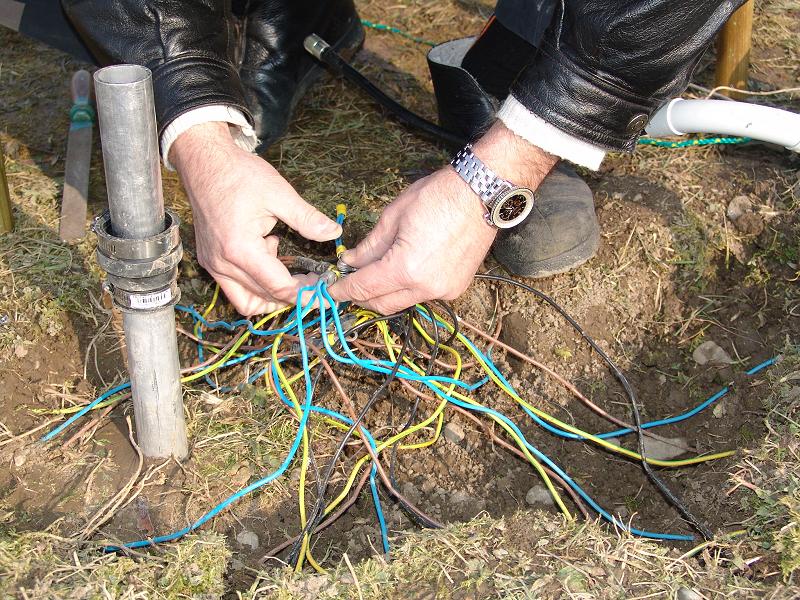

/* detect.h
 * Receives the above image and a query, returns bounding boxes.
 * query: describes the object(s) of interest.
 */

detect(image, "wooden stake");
[0,143,12,234]
[716,0,755,99]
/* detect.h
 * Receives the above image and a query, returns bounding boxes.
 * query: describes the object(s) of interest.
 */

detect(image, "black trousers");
[0,0,94,62]
[495,0,558,48]
[2,0,555,64]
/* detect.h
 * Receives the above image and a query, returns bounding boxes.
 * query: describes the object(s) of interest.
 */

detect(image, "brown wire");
[352,342,589,518]
[457,317,689,449]
[281,335,445,529]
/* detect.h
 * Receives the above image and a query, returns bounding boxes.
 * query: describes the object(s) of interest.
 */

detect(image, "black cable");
[288,312,416,564]
[474,273,715,541]
[432,300,460,347]
[307,364,328,501]
[388,303,440,497]
[306,34,467,148]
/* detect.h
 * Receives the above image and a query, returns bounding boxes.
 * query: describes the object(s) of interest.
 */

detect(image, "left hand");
[328,167,497,314]
[329,122,558,314]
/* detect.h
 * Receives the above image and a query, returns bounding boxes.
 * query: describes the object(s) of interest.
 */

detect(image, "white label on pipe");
[129,289,173,310]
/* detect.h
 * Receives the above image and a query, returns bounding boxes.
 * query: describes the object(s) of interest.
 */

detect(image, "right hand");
[170,122,341,316]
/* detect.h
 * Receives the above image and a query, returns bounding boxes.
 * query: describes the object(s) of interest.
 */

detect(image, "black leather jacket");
[61,0,745,152]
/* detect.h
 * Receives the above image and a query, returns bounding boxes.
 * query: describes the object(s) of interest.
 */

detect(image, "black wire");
[311,37,467,148]
[474,273,715,541]
[288,311,415,564]
[432,300,460,347]
[388,303,440,499]
[307,364,328,501]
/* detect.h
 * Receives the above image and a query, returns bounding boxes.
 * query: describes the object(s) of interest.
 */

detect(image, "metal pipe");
[94,65,188,459]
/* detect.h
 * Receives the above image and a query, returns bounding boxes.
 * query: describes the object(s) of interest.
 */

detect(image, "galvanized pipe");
[94,65,188,459]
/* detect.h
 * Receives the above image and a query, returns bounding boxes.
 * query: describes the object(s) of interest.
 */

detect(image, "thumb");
[271,191,342,242]
[340,212,399,269]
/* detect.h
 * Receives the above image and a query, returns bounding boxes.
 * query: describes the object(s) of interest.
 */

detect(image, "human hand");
[171,122,341,316]
[328,122,558,314]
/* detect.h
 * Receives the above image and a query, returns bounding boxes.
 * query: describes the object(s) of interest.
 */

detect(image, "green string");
[359,19,754,151]
[360,19,436,47]
[638,136,751,148]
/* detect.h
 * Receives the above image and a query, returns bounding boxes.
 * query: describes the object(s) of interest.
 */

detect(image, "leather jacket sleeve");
[510,0,747,152]
[61,0,252,138]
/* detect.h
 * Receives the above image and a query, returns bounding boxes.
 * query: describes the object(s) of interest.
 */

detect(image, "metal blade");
[59,125,92,242]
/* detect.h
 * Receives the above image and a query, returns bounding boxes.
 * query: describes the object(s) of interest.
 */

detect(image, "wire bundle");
[39,211,779,572]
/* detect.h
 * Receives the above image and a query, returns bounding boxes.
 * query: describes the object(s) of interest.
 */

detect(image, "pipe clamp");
[93,208,183,312]
[94,209,181,260]
[110,280,181,312]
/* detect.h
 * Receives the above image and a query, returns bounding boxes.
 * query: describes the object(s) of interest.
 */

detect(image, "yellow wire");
[270,332,321,573]
[424,309,734,468]
[397,315,571,518]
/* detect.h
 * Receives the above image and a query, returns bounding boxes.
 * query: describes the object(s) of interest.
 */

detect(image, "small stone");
[692,341,734,366]
[421,479,436,494]
[525,485,555,506]
[450,490,471,505]
[13,343,28,358]
[640,436,689,460]
[443,422,465,445]
[656,373,667,385]
[733,212,764,236]
[236,529,259,550]
[677,587,703,600]
[727,195,753,221]
[230,558,245,571]
[401,482,420,502]
[712,401,727,419]
[13,452,26,467]
[632,193,643,202]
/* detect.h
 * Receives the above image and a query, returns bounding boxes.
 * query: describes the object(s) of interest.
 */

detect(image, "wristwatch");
[450,144,535,229]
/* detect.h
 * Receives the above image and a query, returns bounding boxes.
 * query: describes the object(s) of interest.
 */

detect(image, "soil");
[1,0,798,593]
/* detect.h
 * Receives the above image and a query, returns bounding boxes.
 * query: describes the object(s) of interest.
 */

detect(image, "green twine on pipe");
[638,136,751,148]
[360,19,437,47]
[358,20,755,151]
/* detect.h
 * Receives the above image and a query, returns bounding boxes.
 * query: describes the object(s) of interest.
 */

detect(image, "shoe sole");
[492,164,600,278]
[256,17,365,151]
[498,228,600,279]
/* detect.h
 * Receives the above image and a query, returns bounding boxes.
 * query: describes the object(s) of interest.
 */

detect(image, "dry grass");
[0,0,798,598]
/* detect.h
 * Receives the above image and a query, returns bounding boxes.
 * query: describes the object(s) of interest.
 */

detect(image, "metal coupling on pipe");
[304,34,330,60]
[92,209,183,311]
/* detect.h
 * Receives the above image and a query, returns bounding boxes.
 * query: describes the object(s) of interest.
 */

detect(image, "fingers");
[328,258,407,304]
[339,211,399,269]
[233,236,306,305]
[269,188,342,243]
[358,288,420,315]
[216,275,285,317]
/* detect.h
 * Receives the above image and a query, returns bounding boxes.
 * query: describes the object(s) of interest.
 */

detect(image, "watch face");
[491,187,535,228]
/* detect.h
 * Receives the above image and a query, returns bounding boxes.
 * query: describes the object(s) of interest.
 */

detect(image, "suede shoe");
[240,0,365,151]
[427,36,600,277]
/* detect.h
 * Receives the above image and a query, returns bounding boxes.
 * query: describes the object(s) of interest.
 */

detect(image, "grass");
[0,0,798,597]
[0,531,230,599]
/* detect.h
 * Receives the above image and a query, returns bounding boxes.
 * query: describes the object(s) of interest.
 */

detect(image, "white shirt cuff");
[160,105,258,170]
[497,96,606,170]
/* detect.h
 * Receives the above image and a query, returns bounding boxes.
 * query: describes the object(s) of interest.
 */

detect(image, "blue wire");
[418,306,777,443]
[45,277,783,550]
[40,382,131,442]
[313,284,693,541]
[267,341,390,554]
[106,285,323,552]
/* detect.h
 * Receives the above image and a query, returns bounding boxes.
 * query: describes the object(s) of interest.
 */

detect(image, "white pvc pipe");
[646,98,800,153]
